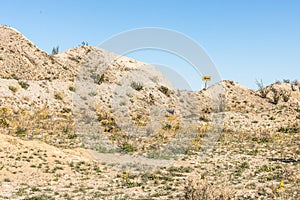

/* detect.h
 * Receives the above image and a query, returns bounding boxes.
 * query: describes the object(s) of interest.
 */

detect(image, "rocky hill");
[0,25,299,199]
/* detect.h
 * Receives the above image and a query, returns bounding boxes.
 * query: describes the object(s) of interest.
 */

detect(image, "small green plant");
[8,85,18,93]
[283,79,290,83]
[11,73,19,80]
[3,178,10,182]
[68,86,76,92]
[120,142,136,153]
[162,123,172,130]
[18,81,30,89]
[61,107,71,113]
[54,92,63,100]
[15,126,26,136]
[88,91,97,96]
[131,81,143,91]
[31,186,40,192]
[269,116,276,120]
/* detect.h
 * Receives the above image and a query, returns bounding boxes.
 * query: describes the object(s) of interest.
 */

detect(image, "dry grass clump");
[184,173,233,200]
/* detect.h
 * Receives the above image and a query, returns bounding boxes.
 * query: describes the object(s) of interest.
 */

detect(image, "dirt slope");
[0,26,299,199]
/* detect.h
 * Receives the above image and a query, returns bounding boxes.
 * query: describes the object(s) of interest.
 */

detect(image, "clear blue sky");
[1,0,299,90]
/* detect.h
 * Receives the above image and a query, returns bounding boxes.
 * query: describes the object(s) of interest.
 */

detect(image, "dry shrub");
[184,173,233,200]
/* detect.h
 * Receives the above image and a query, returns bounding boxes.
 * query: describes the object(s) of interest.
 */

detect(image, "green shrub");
[12,74,19,80]
[54,92,63,100]
[3,178,10,182]
[18,81,30,89]
[8,85,18,93]
[120,142,136,153]
[68,86,76,92]
[15,126,26,136]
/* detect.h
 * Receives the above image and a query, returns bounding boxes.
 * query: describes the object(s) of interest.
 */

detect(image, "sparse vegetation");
[131,81,143,91]
[54,92,64,100]
[0,26,299,199]
[271,87,280,104]
[18,81,30,89]
[91,74,105,85]
[158,85,171,97]
[292,79,299,85]
[283,79,290,83]
[281,91,291,102]
[256,79,269,98]
[8,85,18,93]
[68,86,76,92]
[51,46,59,55]
[184,175,232,200]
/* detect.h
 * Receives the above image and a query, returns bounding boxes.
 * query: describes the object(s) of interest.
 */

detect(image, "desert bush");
[68,86,76,92]
[275,80,281,84]
[256,79,269,98]
[8,85,18,93]
[283,79,290,83]
[291,80,299,91]
[91,74,105,85]
[15,126,26,136]
[278,126,299,133]
[131,81,143,91]
[54,92,64,100]
[18,81,30,89]
[51,46,59,55]
[80,41,88,46]
[271,88,280,105]
[292,79,299,86]
[158,85,170,97]
[184,174,232,200]
[11,73,19,80]
[120,142,136,153]
[281,91,291,102]
[162,123,172,130]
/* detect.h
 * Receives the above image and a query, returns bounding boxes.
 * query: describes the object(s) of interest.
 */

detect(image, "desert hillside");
[0,25,299,199]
